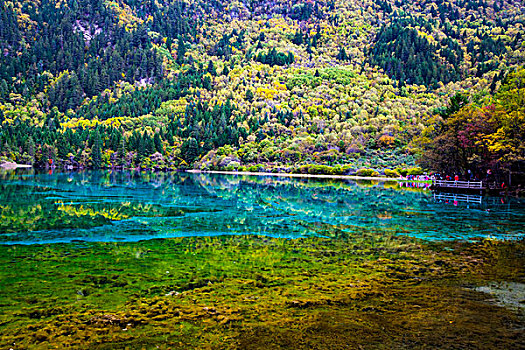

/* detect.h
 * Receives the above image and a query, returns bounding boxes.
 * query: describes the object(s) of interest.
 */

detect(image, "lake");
[0,169,524,349]
[1,170,524,244]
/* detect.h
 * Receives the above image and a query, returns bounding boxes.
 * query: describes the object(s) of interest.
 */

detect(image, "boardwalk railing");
[431,180,484,189]
[433,192,483,204]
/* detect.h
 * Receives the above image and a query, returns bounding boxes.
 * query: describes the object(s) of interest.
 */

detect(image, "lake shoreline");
[0,161,32,169]
[187,169,431,183]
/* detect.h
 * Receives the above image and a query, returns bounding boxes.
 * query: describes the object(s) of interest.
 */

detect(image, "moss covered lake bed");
[0,170,524,348]
[1,234,524,349]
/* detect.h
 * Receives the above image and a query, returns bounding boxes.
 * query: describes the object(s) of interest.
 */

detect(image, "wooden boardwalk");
[430,180,487,195]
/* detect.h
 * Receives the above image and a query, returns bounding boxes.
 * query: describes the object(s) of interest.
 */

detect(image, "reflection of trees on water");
[0,170,524,243]
[192,174,437,238]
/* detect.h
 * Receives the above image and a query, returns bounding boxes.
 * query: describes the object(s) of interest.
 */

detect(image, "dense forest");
[0,0,524,183]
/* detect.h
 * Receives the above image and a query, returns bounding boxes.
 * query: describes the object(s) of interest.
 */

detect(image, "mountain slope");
[0,0,523,176]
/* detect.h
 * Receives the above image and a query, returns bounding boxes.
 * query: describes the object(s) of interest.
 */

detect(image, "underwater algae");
[0,234,524,349]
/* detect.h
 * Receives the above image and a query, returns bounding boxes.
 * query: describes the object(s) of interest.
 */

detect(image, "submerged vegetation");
[0,234,524,349]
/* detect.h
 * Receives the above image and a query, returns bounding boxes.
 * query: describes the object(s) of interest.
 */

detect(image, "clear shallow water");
[0,169,524,244]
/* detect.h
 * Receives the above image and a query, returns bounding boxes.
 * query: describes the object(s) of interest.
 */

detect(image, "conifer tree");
[176,37,186,65]
[154,133,163,154]
[117,135,127,167]
[92,129,102,168]
[245,89,254,102]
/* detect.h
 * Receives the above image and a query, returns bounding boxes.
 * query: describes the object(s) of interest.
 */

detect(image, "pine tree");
[92,129,102,168]
[203,74,212,90]
[207,60,216,75]
[154,133,163,154]
[245,89,254,102]
[337,47,348,61]
[181,137,199,163]
[117,135,127,166]
[176,36,186,65]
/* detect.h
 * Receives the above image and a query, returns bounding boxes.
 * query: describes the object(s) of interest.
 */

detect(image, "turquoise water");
[1,170,524,244]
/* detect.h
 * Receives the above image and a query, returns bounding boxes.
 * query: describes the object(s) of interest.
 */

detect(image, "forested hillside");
[0,0,524,180]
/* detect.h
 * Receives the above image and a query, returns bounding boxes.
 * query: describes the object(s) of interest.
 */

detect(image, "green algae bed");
[0,232,523,349]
